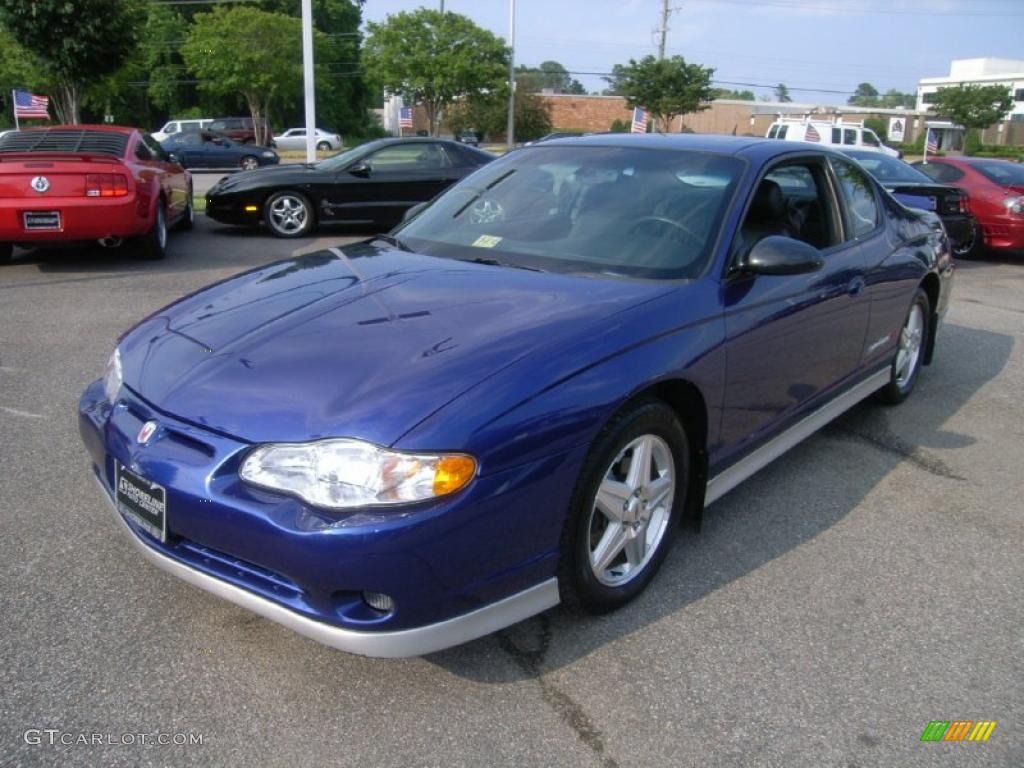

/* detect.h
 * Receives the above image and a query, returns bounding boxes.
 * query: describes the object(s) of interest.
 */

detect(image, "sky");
[361,0,1024,104]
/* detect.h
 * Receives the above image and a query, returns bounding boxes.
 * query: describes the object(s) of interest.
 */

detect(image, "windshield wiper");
[373,233,412,252]
[459,256,545,272]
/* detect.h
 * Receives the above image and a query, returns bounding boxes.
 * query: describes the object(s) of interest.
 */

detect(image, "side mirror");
[167,151,182,165]
[348,161,371,178]
[743,236,824,276]
[402,202,428,222]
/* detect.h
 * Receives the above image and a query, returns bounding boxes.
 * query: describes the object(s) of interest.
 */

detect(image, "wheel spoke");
[646,475,673,510]
[623,527,646,566]
[626,436,653,490]
[596,478,631,522]
[591,522,628,574]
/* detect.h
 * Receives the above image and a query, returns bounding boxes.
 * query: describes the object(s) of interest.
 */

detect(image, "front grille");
[0,129,128,158]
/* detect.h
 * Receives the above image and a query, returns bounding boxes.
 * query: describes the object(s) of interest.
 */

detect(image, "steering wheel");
[628,215,694,240]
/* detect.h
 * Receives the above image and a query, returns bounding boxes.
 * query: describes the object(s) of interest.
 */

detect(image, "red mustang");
[0,125,192,264]
[914,156,1024,256]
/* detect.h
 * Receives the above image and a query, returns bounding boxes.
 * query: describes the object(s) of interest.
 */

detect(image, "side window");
[777,125,788,139]
[164,122,178,135]
[831,158,880,239]
[737,160,838,256]
[831,128,841,144]
[135,139,153,161]
[143,135,167,161]
[367,143,448,172]
[862,130,880,147]
[182,132,202,146]
[768,125,779,139]
[844,129,857,145]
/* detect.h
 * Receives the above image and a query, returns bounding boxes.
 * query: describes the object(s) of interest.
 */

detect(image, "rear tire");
[879,288,930,404]
[316,141,331,152]
[240,155,259,171]
[952,217,980,258]
[558,399,688,613]
[0,242,12,264]
[136,202,168,260]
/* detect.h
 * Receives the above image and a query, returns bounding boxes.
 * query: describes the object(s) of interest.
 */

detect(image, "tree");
[364,9,508,136]
[0,27,44,128]
[141,3,191,115]
[0,0,141,123]
[927,83,1013,130]
[713,88,755,101]
[607,55,715,132]
[774,83,792,103]
[848,82,879,107]
[516,60,585,94]
[879,89,915,109]
[448,88,552,142]
[183,6,316,145]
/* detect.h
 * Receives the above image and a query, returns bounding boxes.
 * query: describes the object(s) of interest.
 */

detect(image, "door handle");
[847,277,866,296]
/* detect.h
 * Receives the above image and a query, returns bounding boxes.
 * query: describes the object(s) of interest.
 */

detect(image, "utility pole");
[507,0,516,150]
[301,0,316,163]
[440,0,444,12]
[658,0,669,60]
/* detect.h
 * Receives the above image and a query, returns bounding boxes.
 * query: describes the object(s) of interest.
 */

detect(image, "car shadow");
[425,321,1013,681]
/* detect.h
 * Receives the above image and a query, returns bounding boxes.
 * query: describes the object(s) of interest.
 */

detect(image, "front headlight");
[261,151,276,158]
[239,438,477,509]
[103,347,122,404]
[1005,196,1024,215]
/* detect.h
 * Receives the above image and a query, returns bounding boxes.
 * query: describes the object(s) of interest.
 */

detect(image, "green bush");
[963,129,982,157]
[609,118,629,133]
[974,144,1024,161]
[864,117,887,140]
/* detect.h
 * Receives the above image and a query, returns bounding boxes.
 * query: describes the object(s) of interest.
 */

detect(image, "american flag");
[804,123,821,142]
[926,129,938,153]
[399,106,413,129]
[631,106,647,134]
[13,89,49,119]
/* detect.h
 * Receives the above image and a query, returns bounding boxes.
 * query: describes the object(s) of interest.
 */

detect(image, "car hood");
[119,243,671,446]
[211,163,313,191]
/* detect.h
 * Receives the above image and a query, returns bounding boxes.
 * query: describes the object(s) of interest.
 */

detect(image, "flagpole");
[922,124,928,165]
[12,90,19,130]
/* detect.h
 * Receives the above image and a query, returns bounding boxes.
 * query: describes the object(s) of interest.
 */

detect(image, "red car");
[913,156,1024,255]
[0,125,192,264]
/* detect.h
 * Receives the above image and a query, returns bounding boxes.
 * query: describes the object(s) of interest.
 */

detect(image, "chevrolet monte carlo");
[79,135,954,657]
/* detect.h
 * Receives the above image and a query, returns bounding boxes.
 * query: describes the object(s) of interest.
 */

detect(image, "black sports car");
[841,149,978,257]
[205,137,495,237]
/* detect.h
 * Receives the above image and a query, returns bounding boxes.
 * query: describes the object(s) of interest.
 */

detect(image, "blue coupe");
[79,134,954,657]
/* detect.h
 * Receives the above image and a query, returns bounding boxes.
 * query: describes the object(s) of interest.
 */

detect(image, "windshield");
[972,160,1024,187]
[844,151,929,183]
[395,145,743,280]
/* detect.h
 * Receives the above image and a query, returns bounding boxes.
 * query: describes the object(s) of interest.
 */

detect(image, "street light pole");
[507,0,516,150]
[301,0,316,163]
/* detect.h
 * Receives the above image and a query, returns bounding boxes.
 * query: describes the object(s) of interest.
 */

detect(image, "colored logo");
[137,420,158,445]
[30,176,50,193]
[920,720,997,742]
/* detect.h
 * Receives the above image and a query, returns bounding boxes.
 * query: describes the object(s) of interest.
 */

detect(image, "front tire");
[879,288,930,404]
[558,399,688,613]
[136,202,168,260]
[263,190,314,238]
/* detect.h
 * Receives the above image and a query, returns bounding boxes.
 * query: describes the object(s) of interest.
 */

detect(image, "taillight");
[85,174,129,197]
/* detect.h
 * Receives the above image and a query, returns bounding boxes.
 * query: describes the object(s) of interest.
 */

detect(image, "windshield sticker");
[472,235,503,248]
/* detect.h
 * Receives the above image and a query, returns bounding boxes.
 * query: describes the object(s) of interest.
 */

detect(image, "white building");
[917,58,1024,121]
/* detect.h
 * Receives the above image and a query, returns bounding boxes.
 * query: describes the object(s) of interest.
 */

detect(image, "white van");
[766,118,901,158]
[152,118,215,143]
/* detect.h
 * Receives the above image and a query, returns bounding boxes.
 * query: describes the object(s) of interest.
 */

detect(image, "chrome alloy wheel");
[268,195,309,235]
[587,434,675,587]
[894,302,924,388]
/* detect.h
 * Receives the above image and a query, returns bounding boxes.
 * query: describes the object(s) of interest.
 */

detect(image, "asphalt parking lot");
[1,217,1021,767]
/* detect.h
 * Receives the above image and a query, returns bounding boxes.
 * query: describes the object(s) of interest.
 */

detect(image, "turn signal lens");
[433,455,477,496]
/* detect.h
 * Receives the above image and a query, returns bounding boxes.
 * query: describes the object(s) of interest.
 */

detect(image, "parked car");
[913,156,1024,254]
[457,130,479,146]
[160,130,279,171]
[274,127,343,152]
[0,125,192,263]
[767,118,900,158]
[208,116,273,146]
[842,148,978,257]
[80,134,953,656]
[205,137,494,237]
[152,117,215,143]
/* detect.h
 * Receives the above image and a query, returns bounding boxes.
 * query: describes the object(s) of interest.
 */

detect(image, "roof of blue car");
[542,132,764,153]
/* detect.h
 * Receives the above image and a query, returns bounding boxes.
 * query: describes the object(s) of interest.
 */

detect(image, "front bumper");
[979,215,1024,251]
[78,380,572,656]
